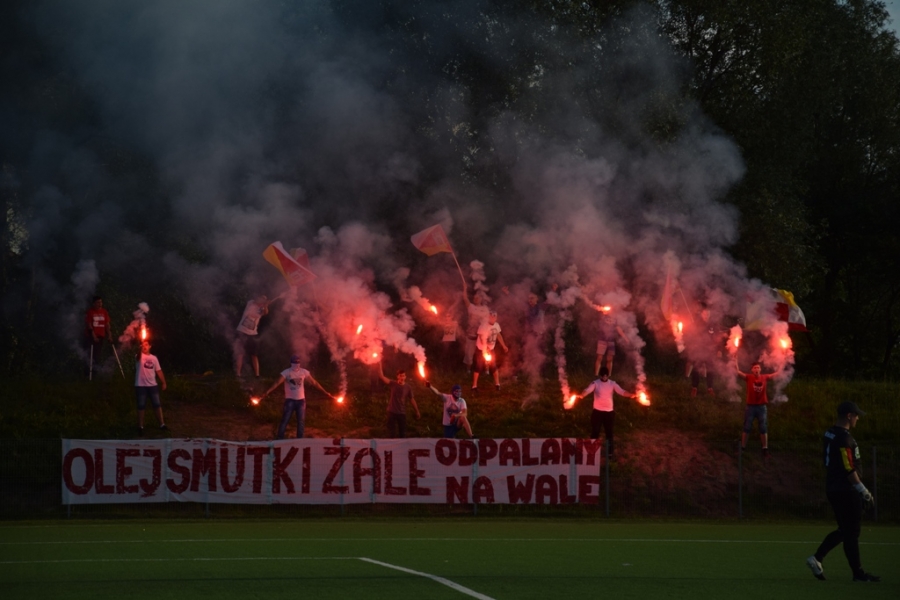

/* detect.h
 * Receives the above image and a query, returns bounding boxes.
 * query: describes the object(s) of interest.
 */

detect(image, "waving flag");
[263,242,316,287]
[411,224,452,256]
[774,288,809,332]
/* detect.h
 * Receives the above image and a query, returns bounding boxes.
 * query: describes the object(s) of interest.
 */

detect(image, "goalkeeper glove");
[854,482,875,507]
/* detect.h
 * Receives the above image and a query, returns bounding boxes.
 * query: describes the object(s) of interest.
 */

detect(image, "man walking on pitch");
[135,340,167,435]
[376,362,421,438]
[569,367,636,461]
[806,401,879,582]
[261,354,336,439]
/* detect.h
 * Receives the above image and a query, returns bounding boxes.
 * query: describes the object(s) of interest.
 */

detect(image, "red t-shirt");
[744,373,773,405]
[85,308,111,338]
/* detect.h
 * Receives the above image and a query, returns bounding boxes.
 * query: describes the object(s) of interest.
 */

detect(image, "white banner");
[61,438,603,505]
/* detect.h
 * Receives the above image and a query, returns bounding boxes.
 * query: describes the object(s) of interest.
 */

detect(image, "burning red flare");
[356,324,363,335]
[250,397,260,406]
[677,321,683,334]
[637,391,651,406]
[780,338,790,349]
[140,326,147,341]
[417,362,426,378]
[336,396,344,404]
[733,336,741,348]
[372,352,379,359]
[564,394,577,410]
[483,351,492,363]
[429,305,438,315]
[600,305,612,313]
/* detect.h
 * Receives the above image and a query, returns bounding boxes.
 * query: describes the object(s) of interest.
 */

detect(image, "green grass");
[1,520,898,599]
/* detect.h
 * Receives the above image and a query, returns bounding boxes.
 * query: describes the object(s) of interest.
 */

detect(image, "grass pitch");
[1,520,897,599]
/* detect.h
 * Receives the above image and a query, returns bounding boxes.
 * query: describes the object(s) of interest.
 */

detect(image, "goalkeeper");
[806,401,880,583]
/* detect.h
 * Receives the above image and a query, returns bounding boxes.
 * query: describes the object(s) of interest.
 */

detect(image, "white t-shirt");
[476,321,501,351]
[236,301,266,336]
[441,394,468,426]
[466,304,490,337]
[582,378,629,412]
[135,353,162,387]
[281,366,311,400]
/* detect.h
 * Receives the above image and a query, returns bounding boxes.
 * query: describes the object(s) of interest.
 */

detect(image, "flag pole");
[678,287,695,323]
[449,247,467,292]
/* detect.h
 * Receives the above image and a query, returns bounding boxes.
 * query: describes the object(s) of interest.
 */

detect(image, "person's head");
[92,296,103,309]
[290,354,302,366]
[396,370,406,384]
[488,310,498,324]
[140,340,151,354]
[836,401,865,428]
[527,293,538,306]
[451,384,462,399]
[598,367,610,381]
[751,362,761,375]
[473,293,484,305]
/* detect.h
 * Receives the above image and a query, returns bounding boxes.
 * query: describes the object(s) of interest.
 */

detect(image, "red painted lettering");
[63,448,93,495]
[383,450,407,495]
[578,475,600,504]
[93,449,113,494]
[273,446,297,494]
[140,449,161,497]
[115,448,140,494]
[477,439,498,466]
[521,439,539,466]
[506,474,535,503]
[191,448,217,492]
[408,449,431,496]
[435,439,456,465]
[535,474,558,504]
[219,447,246,493]
[558,475,576,504]
[302,447,310,494]
[499,439,521,466]
[561,438,582,465]
[352,448,381,494]
[446,476,469,504]
[323,445,350,494]
[166,449,191,494]
[458,440,477,467]
[472,476,494,504]
[540,439,561,465]
[246,446,270,494]
[582,439,603,466]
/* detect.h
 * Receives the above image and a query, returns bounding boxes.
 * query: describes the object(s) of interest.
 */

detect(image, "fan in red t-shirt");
[85,296,113,354]
[736,361,784,457]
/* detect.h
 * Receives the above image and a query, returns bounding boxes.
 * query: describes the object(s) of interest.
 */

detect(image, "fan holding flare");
[567,367,638,462]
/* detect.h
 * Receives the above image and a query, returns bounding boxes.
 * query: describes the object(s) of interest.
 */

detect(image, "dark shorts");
[474,350,502,374]
[135,386,161,410]
[743,404,768,434]
[238,333,259,356]
[443,423,461,438]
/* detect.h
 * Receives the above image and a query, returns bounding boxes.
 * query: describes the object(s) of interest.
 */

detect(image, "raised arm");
[375,361,392,386]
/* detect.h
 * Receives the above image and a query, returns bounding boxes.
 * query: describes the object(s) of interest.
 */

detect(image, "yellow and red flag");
[410,224,452,256]
[263,242,316,287]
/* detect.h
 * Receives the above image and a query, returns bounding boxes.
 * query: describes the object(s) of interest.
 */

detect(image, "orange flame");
[733,336,741,348]
[140,326,147,341]
[638,391,651,406]
[417,362,426,378]
[250,397,260,406]
[336,396,344,404]
[780,338,790,349]
[677,321,683,334]
[429,305,438,315]
[484,351,492,363]
[372,352,379,359]
[564,394,577,409]
[600,305,612,313]
[356,324,363,335]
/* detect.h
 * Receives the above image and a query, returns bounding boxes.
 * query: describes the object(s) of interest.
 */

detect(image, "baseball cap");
[451,384,462,393]
[836,401,865,417]
[290,354,302,364]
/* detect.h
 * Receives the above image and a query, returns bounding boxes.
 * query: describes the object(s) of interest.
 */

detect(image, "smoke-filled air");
[7,1,799,403]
